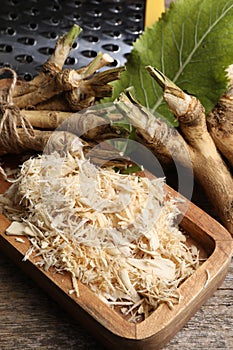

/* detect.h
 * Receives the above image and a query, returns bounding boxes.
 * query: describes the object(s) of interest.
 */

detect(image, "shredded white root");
[0,141,199,322]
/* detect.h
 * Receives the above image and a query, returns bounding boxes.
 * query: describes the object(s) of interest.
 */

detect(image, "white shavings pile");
[0,144,199,322]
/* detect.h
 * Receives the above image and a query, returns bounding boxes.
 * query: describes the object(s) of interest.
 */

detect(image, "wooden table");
[0,237,232,350]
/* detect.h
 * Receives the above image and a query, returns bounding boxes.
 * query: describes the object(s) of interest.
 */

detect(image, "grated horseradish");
[0,142,199,322]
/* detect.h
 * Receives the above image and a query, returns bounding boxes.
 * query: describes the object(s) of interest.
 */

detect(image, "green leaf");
[105,0,233,125]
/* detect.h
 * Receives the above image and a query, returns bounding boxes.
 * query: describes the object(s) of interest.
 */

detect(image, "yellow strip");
[145,0,165,27]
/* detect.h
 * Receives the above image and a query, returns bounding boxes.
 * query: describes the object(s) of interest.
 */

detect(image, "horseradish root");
[146,66,233,234]
[13,24,82,98]
[207,85,233,167]
[1,64,232,234]
[9,25,123,110]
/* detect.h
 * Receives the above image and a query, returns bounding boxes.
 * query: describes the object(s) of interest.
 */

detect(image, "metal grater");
[0,0,145,80]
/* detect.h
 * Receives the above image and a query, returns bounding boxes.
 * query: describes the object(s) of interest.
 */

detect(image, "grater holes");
[82,35,99,43]
[41,31,58,40]
[84,22,101,30]
[42,16,61,26]
[124,38,135,46]
[103,30,121,39]
[102,44,119,53]
[24,72,33,81]
[74,0,82,7]
[107,18,123,26]
[17,37,36,46]
[51,3,61,11]
[38,47,54,55]
[126,25,142,35]
[0,44,13,53]
[8,12,18,21]
[29,7,40,16]
[130,13,143,22]
[108,58,119,67]
[87,9,102,17]
[28,22,38,30]
[0,62,13,69]
[72,42,78,49]
[50,31,58,39]
[6,27,16,36]
[51,18,60,25]
[65,56,77,65]
[25,7,40,17]
[72,13,81,21]
[109,5,123,13]
[129,3,144,11]
[15,54,33,64]
[81,50,97,58]
[1,0,145,76]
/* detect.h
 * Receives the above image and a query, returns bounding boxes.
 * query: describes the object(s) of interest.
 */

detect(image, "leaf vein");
[161,24,165,73]
[139,69,150,109]
[172,1,233,83]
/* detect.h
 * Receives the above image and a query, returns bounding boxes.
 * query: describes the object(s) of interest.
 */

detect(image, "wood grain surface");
[0,252,232,350]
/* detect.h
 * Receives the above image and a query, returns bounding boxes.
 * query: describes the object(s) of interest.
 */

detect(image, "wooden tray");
[0,169,232,350]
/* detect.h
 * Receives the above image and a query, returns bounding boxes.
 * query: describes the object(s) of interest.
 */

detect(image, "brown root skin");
[14,76,57,108]
[36,67,125,111]
[12,78,40,98]
[65,66,125,108]
[13,52,113,99]
[117,92,192,169]
[163,80,233,234]
[192,151,233,233]
[0,92,118,155]
[13,70,82,109]
[34,94,71,111]
[13,65,124,110]
[16,130,124,168]
[37,92,94,113]
[44,24,82,72]
[13,25,82,98]
[207,93,233,167]
[21,110,73,129]
[12,28,118,105]
[8,33,124,110]
[1,64,232,233]
[76,52,114,78]
[65,90,95,111]
[0,127,49,156]
[2,88,193,171]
